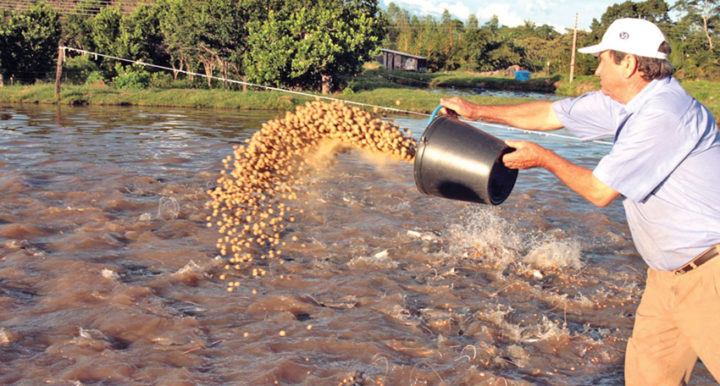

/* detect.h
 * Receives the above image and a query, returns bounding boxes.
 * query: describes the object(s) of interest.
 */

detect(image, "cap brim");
[578,44,603,56]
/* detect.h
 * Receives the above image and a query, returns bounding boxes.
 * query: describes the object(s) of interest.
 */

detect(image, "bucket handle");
[427,105,456,126]
[427,105,443,126]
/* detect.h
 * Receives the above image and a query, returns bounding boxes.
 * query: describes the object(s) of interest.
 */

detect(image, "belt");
[674,244,720,275]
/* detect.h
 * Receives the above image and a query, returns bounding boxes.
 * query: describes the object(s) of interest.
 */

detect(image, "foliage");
[2,80,719,120]
[187,0,251,88]
[149,71,174,88]
[63,55,100,84]
[60,0,101,50]
[2,0,720,88]
[0,2,61,83]
[112,63,150,89]
[88,4,165,79]
[84,70,105,85]
[671,0,720,79]
[244,0,385,92]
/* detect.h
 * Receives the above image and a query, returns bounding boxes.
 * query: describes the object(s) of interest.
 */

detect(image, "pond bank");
[1,79,718,118]
[0,84,538,115]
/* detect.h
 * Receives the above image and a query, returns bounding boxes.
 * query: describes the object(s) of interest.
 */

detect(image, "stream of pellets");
[206,100,417,290]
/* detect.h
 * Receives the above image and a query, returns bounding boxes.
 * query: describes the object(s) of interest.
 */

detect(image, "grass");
[682,80,720,118]
[1,72,718,118]
[345,68,560,93]
[0,82,536,115]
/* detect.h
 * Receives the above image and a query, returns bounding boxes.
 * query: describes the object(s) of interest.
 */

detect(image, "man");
[440,18,720,385]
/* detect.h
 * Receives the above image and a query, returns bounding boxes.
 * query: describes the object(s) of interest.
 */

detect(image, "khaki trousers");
[625,252,720,385]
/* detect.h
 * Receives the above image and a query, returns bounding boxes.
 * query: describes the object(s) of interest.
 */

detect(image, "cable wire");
[59,46,612,146]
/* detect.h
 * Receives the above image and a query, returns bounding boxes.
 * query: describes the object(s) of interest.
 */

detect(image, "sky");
[380,0,652,32]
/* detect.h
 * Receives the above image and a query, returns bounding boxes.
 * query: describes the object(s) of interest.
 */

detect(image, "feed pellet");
[206,100,416,290]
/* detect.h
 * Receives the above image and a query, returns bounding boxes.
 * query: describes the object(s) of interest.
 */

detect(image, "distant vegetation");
[0,0,718,94]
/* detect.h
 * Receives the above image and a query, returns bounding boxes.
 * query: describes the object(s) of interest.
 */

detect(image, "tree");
[506,21,560,72]
[670,1,720,79]
[156,0,198,81]
[673,0,719,50]
[191,0,250,88]
[460,25,495,71]
[91,6,122,56]
[439,9,465,70]
[61,0,102,50]
[382,2,411,51]
[121,4,165,64]
[589,0,671,41]
[0,3,61,83]
[244,0,385,93]
[0,9,7,86]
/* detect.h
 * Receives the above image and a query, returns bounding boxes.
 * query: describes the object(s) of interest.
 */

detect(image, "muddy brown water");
[0,104,715,385]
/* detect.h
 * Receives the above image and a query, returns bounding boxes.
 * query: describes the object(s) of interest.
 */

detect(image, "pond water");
[0,103,714,385]
[433,87,557,100]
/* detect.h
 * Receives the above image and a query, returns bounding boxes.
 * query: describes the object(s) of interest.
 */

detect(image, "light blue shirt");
[553,77,720,271]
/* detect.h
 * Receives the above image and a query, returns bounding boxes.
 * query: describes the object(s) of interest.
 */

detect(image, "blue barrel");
[514,71,531,81]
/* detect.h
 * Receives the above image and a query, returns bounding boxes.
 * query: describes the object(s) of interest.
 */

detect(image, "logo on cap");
[619,31,630,40]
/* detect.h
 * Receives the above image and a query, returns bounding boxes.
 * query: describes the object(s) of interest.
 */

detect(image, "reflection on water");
[0,104,714,384]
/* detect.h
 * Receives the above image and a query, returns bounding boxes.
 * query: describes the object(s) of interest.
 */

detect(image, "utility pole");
[570,13,578,84]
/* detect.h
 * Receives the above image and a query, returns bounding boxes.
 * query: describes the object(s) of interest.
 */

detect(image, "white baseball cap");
[578,18,668,59]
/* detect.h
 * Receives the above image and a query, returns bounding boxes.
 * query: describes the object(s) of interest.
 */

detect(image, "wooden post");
[55,46,64,97]
[242,75,247,92]
[569,13,578,84]
[321,74,331,95]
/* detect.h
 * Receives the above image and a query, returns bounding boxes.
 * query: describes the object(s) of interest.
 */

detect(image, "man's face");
[595,50,626,101]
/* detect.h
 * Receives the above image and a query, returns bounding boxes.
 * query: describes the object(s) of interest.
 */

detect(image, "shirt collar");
[624,77,671,113]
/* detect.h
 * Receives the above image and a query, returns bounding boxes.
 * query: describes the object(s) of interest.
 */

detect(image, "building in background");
[376,49,427,72]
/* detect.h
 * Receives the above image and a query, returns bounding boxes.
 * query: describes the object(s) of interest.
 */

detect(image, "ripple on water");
[2,105,714,385]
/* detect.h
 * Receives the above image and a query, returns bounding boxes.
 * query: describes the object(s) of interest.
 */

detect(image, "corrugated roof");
[379,48,427,60]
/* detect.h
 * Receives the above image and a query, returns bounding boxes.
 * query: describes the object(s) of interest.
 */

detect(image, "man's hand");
[502,140,549,170]
[503,140,619,207]
[439,97,476,120]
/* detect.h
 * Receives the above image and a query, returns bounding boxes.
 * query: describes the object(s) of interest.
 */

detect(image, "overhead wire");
[0,0,148,16]
[58,46,612,146]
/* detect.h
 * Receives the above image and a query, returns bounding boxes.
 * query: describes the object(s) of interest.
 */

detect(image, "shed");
[376,49,427,72]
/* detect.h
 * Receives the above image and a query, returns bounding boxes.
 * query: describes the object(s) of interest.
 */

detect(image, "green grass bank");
[1,74,718,118]
[0,83,537,115]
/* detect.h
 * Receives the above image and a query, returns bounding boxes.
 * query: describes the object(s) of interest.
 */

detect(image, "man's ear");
[621,54,639,79]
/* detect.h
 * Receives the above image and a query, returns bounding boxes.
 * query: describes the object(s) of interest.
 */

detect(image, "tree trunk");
[219,59,228,89]
[703,14,715,50]
[170,54,183,81]
[200,57,215,88]
[321,74,332,95]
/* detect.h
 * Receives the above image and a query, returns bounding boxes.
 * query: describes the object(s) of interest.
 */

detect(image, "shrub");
[85,71,106,86]
[64,55,100,84]
[149,71,173,88]
[112,63,150,89]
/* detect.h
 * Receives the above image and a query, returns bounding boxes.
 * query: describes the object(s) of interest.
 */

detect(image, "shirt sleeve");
[593,105,698,202]
[552,92,624,141]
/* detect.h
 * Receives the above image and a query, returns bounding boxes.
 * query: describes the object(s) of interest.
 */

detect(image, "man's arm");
[439,97,564,131]
[503,140,620,207]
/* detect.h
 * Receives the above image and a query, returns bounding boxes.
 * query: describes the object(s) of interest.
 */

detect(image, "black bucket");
[414,115,518,205]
